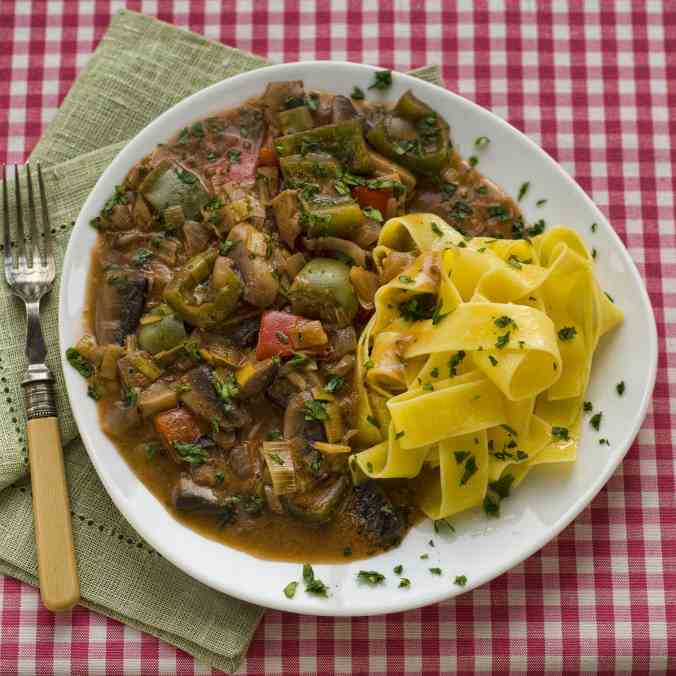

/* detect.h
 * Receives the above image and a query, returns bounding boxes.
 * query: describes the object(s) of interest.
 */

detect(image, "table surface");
[1,1,675,674]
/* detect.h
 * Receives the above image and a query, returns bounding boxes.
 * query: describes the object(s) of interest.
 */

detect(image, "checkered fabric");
[1,1,674,673]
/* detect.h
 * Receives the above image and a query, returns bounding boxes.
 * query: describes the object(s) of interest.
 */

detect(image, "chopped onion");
[349,266,379,310]
[312,441,351,454]
[380,250,417,283]
[289,319,328,349]
[99,344,124,380]
[246,229,269,257]
[263,441,298,495]
[353,219,382,249]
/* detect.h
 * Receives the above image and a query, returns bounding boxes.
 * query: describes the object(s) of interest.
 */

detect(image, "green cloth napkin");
[0,9,443,673]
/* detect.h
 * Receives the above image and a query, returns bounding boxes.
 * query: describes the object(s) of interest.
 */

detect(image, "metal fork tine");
[36,164,53,263]
[2,165,12,273]
[13,165,26,266]
[25,164,40,268]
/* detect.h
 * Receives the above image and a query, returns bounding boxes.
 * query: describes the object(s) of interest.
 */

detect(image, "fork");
[2,164,80,611]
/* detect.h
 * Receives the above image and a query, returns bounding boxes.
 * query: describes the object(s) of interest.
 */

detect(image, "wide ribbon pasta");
[354,214,623,520]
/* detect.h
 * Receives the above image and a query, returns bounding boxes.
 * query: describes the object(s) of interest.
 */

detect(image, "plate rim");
[58,60,658,616]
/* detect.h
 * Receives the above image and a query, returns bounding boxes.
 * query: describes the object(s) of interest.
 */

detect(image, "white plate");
[59,61,657,616]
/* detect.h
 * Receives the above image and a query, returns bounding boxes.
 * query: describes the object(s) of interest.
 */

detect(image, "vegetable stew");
[70,75,529,562]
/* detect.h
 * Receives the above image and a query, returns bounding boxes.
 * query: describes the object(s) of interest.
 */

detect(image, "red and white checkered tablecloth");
[1,0,674,673]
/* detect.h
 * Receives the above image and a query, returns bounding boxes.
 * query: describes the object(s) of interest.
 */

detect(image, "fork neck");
[24,298,48,366]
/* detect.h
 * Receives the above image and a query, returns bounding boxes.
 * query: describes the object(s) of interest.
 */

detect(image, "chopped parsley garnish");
[592,247,598,259]
[213,373,239,408]
[489,474,515,499]
[468,155,479,168]
[536,199,547,208]
[590,413,603,431]
[307,92,319,112]
[363,206,383,222]
[325,376,346,394]
[474,136,490,149]
[395,430,406,440]
[489,355,498,366]
[219,239,237,255]
[66,347,93,378]
[184,341,203,361]
[591,222,598,233]
[368,69,392,90]
[364,358,374,370]
[357,570,386,585]
[343,547,353,557]
[124,387,138,408]
[495,332,511,349]
[350,86,365,100]
[583,401,593,412]
[605,292,615,303]
[175,169,197,184]
[399,275,414,284]
[269,452,284,466]
[552,426,570,440]
[459,455,478,486]
[288,352,314,368]
[616,381,625,396]
[527,219,546,236]
[430,367,439,378]
[215,472,224,484]
[131,248,154,267]
[454,450,470,464]
[420,553,429,560]
[487,204,510,220]
[558,326,577,341]
[433,519,455,535]
[507,255,523,269]
[275,330,290,344]
[422,383,434,392]
[393,565,403,575]
[398,294,437,322]
[87,383,103,400]
[283,581,298,599]
[398,578,411,588]
[218,496,241,527]
[429,568,442,576]
[599,438,610,446]
[144,442,161,460]
[366,415,380,428]
[226,149,241,164]
[517,181,530,201]
[454,575,468,587]
[448,350,466,377]
[302,564,329,597]
[431,303,450,326]
[303,399,328,422]
[431,221,443,236]
[494,315,517,329]
[171,441,209,465]
[483,494,500,517]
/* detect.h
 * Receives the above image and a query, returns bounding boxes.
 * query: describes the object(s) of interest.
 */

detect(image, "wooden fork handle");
[24,382,80,611]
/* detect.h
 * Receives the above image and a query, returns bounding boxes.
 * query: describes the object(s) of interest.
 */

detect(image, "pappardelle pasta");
[352,213,623,520]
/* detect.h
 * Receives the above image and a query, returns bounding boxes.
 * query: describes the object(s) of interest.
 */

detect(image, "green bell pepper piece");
[139,160,210,220]
[278,106,315,135]
[301,199,364,239]
[163,248,242,328]
[289,257,358,327]
[274,119,374,174]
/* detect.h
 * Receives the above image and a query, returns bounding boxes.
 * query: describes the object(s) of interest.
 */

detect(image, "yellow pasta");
[354,214,623,520]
